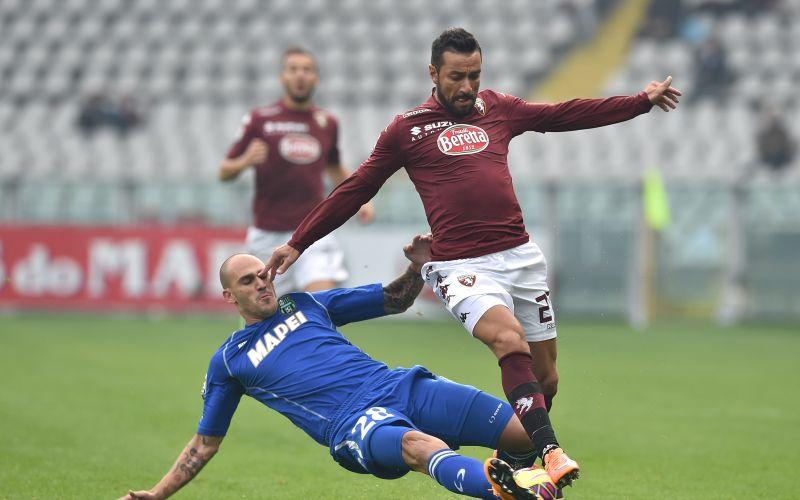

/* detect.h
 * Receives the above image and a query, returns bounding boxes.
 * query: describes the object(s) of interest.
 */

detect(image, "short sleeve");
[309,284,386,326]
[225,112,256,159]
[197,351,244,436]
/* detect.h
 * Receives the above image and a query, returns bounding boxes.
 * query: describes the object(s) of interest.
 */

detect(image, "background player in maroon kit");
[218,47,374,295]
[264,29,681,488]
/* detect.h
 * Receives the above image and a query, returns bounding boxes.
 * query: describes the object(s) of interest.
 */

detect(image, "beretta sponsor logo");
[279,133,321,164]
[437,124,490,155]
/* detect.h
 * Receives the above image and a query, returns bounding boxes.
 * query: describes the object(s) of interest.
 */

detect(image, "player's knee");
[487,328,528,359]
[401,431,448,472]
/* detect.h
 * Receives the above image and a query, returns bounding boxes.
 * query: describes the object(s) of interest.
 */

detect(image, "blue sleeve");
[309,283,386,326]
[197,351,244,436]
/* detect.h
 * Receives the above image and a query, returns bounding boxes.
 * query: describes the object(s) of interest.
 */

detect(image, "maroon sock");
[499,351,558,458]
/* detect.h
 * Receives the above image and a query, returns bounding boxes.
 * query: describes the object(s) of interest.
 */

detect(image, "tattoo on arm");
[173,447,208,480]
[383,267,424,314]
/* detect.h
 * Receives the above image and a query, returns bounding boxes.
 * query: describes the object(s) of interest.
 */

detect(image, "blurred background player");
[265,28,681,488]
[120,235,558,500]
[218,46,374,295]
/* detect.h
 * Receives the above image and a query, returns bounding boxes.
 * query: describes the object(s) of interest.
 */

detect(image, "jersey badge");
[457,274,476,287]
[474,97,486,116]
[313,111,328,128]
[279,296,298,315]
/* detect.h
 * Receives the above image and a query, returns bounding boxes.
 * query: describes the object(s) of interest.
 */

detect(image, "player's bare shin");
[121,434,222,500]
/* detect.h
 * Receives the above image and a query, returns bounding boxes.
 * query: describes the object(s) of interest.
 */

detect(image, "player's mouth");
[258,292,273,302]
[454,95,475,105]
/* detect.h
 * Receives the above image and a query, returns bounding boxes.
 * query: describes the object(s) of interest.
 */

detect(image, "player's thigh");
[331,406,417,479]
[423,264,525,348]
[405,374,512,450]
[293,233,348,290]
[512,290,557,343]
[469,303,531,359]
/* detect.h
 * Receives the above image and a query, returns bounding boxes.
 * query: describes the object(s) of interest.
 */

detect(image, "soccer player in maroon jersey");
[219,47,374,296]
[263,29,681,488]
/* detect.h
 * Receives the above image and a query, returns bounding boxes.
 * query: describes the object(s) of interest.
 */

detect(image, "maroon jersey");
[226,100,340,231]
[289,89,652,261]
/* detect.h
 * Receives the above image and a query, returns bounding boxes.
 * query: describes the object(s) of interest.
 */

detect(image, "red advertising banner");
[0,225,246,312]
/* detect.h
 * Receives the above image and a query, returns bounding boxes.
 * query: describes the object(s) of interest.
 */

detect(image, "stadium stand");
[0,0,798,224]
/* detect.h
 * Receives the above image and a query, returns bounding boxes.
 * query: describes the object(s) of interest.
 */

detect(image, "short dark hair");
[430,28,482,71]
[281,46,317,70]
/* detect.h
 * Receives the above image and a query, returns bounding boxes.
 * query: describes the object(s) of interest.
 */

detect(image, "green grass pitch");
[1,314,798,499]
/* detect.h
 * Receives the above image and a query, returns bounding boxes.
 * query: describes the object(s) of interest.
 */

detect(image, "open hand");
[645,76,682,112]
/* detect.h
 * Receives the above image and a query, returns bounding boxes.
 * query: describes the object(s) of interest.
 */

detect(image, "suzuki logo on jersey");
[410,121,453,141]
[247,311,308,367]
[437,124,489,155]
[279,134,321,164]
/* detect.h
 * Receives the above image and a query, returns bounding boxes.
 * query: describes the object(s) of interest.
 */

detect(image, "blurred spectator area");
[0,0,799,225]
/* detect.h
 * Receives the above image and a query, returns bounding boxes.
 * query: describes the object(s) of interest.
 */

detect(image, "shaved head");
[219,253,264,288]
[219,253,278,323]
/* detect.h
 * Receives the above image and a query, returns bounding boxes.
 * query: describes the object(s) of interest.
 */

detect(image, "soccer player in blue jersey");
[120,235,558,500]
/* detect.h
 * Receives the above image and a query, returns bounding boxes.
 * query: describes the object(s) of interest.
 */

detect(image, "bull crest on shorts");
[457,274,476,287]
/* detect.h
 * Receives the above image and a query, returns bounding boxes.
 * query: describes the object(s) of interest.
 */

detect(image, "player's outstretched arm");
[218,139,267,181]
[120,434,223,500]
[644,75,682,112]
[383,234,432,314]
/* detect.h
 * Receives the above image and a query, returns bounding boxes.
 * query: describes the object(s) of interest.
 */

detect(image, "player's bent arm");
[121,434,223,500]
[218,156,251,182]
[382,232,431,314]
[219,139,268,182]
[383,265,425,314]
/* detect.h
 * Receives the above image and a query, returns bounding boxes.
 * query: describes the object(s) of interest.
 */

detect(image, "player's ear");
[428,64,438,84]
[222,289,236,304]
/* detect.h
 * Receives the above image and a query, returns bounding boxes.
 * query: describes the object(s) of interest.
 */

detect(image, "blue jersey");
[197,284,391,446]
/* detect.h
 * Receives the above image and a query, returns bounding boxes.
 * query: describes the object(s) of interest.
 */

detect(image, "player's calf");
[392,429,498,499]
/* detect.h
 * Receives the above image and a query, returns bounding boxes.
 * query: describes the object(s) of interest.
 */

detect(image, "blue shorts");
[330,366,514,479]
